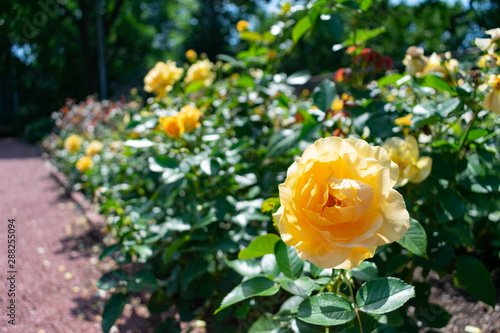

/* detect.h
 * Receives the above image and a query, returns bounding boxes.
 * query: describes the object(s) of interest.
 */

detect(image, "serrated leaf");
[356,277,415,314]
[351,261,378,281]
[397,218,427,258]
[297,293,356,325]
[309,263,323,278]
[215,277,280,314]
[275,240,304,279]
[292,16,312,43]
[238,234,281,259]
[102,293,129,333]
[279,276,316,298]
[453,255,496,306]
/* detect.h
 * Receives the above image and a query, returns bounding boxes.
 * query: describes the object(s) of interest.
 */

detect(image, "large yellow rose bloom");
[158,116,184,139]
[76,156,93,173]
[482,74,500,114]
[273,137,410,269]
[144,61,184,98]
[422,53,458,77]
[383,136,432,187]
[184,59,216,86]
[178,105,203,132]
[64,134,83,153]
[85,140,104,156]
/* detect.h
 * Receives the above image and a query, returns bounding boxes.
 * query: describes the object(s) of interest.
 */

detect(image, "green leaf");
[101,293,130,333]
[131,244,153,262]
[97,269,127,290]
[100,243,122,260]
[341,0,360,10]
[215,277,280,314]
[359,0,373,11]
[225,258,262,276]
[163,235,190,263]
[261,254,281,277]
[319,14,343,42]
[240,31,263,42]
[236,75,255,89]
[420,75,454,93]
[309,263,323,278]
[297,293,356,325]
[200,157,222,176]
[275,240,304,279]
[128,270,158,292]
[287,70,312,85]
[343,27,385,47]
[261,197,281,214]
[351,261,378,281]
[292,16,312,43]
[356,277,415,314]
[248,313,281,333]
[181,258,208,290]
[414,303,450,328]
[377,74,406,87]
[313,79,336,111]
[279,276,316,298]
[467,129,489,142]
[184,81,205,94]
[238,234,281,259]
[265,129,300,158]
[453,255,496,306]
[397,219,427,258]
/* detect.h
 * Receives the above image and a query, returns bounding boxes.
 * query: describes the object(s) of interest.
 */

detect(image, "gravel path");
[0,138,106,332]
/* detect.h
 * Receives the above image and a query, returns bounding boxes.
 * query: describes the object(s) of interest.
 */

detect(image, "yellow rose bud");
[395,114,413,127]
[64,134,83,153]
[185,49,197,63]
[273,136,410,269]
[331,98,344,112]
[383,136,432,187]
[76,156,93,173]
[158,116,184,139]
[85,140,104,156]
[144,61,184,98]
[236,20,249,32]
[482,74,500,114]
[178,105,203,132]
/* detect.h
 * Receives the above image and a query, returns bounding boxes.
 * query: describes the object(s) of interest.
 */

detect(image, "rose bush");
[41,2,500,332]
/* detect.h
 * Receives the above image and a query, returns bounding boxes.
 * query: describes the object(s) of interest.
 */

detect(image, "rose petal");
[375,189,410,245]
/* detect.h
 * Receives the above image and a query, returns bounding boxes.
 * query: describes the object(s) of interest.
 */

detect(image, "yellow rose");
[402,46,428,77]
[158,116,184,139]
[236,20,249,32]
[178,105,203,132]
[76,156,93,173]
[85,140,104,156]
[383,136,432,187]
[185,59,216,86]
[109,141,122,153]
[482,74,500,114]
[422,53,458,77]
[477,54,497,68]
[273,137,410,269]
[186,49,198,63]
[144,61,184,98]
[64,134,83,153]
